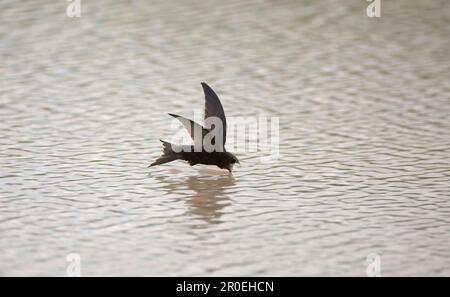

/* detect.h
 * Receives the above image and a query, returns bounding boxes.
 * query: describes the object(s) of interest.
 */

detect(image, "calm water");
[1,0,449,276]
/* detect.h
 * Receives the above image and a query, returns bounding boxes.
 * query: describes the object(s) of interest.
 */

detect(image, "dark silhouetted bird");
[149,82,239,172]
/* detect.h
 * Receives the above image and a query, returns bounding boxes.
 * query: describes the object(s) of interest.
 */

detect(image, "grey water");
[1,0,449,276]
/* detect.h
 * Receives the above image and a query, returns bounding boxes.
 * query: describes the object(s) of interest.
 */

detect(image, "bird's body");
[171,144,237,170]
[149,83,239,172]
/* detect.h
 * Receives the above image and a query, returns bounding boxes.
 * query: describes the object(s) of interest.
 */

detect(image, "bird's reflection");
[156,171,235,226]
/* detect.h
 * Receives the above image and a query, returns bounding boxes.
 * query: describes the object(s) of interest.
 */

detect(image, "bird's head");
[223,152,239,172]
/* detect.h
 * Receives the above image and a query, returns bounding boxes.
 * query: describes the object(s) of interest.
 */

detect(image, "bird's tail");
[148,140,180,167]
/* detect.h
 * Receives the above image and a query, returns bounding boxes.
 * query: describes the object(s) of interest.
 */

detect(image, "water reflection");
[158,172,235,225]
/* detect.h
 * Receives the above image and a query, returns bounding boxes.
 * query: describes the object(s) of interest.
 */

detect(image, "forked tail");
[148,140,179,167]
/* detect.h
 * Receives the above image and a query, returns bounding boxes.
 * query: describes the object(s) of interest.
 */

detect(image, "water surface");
[1,0,449,276]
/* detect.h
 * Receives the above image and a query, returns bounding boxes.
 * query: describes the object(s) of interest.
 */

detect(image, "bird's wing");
[201,82,227,146]
[168,113,209,148]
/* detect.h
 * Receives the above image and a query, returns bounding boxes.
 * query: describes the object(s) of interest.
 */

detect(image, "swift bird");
[149,82,239,172]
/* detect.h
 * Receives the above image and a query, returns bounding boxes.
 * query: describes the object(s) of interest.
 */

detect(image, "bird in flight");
[149,82,239,172]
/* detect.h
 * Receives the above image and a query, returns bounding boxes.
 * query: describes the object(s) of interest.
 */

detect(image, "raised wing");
[201,82,227,146]
[168,113,209,148]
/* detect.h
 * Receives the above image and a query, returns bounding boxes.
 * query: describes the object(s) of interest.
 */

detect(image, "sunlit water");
[1,0,449,276]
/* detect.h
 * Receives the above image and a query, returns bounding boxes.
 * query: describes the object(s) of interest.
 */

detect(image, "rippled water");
[1,0,449,276]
